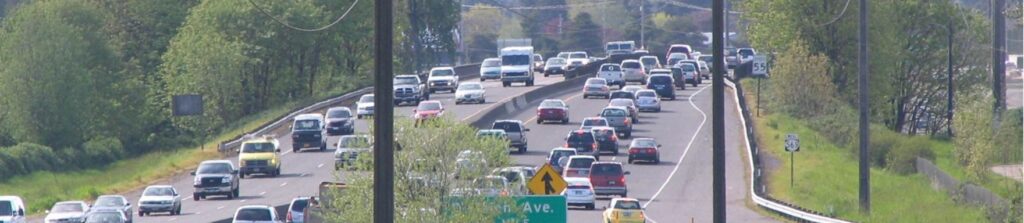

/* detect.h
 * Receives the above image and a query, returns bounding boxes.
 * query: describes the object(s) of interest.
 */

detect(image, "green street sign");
[495,195,567,223]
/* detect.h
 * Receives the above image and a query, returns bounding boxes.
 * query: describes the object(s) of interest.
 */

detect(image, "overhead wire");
[812,0,852,27]
[246,0,360,32]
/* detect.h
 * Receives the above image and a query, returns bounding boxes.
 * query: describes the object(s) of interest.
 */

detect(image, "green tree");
[519,0,568,56]
[560,12,603,54]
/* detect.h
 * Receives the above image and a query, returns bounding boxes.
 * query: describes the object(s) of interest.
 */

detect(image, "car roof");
[419,100,442,104]
[483,58,500,62]
[395,74,418,78]
[621,59,640,63]
[327,107,351,112]
[600,63,619,67]
[650,68,672,72]
[200,160,233,165]
[551,147,577,152]
[54,201,87,205]
[494,119,522,124]
[590,126,616,132]
[602,106,628,111]
[430,67,455,71]
[568,155,596,160]
[611,197,640,203]
[582,117,608,121]
[565,177,592,185]
[640,55,658,59]
[478,129,506,134]
[592,161,623,166]
[294,113,323,120]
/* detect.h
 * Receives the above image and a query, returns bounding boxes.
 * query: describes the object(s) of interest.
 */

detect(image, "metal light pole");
[712,0,726,222]
[373,0,395,222]
[857,0,871,215]
[993,0,1007,118]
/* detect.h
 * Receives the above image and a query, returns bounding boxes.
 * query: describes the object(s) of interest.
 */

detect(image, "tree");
[560,12,603,54]
[519,0,568,56]
[468,33,499,62]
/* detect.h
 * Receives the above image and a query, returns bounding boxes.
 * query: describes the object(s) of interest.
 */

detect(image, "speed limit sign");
[752,55,768,77]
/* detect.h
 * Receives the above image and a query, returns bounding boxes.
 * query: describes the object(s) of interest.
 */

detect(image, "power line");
[462,1,615,10]
[246,0,360,32]
[813,0,852,27]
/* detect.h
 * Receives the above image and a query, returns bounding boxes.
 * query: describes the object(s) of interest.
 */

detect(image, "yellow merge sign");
[528,163,567,195]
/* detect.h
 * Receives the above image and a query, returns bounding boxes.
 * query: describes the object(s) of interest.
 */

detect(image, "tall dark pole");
[373,0,395,222]
[857,0,871,215]
[993,0,1007,118]
[946,22,954,136]
[712,0,726,222]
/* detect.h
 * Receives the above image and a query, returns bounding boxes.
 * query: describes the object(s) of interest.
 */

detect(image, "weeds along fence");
[915,157,1016,222]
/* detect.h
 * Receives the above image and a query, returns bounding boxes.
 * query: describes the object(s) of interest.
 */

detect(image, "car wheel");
[670,95,676,100]
[451,89,456,93]
[234,187,240,198]
[320,144,326,152]
[628,159,633,164]
[139,211,144,217]
[587,204,595,210]
[693,82,698,87]
[562,118,568,124]
[624,131,631,138]
[502,81,510,87]
[429,89,435,94]
[536,119,542,124]
[455,101,461,105]
[619,83,625,89]
[518,146,526,154]
[527,80,534,86]
[544,73,549,77]
[480,77,486,82]
[613,149,619,155]
[226,190,234,199]
[655,157,661,164]
[193,194,199,201]
[293,147,299,153]
[481,98,486,103]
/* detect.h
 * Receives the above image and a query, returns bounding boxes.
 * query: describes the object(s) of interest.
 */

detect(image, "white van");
[0,196,27,223]
[500,46,536,87]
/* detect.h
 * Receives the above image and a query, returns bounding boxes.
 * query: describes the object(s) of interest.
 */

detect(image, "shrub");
[82,136,125,164]
[887,137,936,175]
[869,130,903,168]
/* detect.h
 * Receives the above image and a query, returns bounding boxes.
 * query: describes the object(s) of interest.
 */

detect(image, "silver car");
[583,78,610,99]
[480,58,502,81]
[89,195,133,223]
[455,82,486,104]
[287,197,310,223]
[355,94,374,119]
[634,90,661,112]
[137,185,182,216]
[562,177,596,210]
[334,135,371,170]
[232,205,280,223]
[45,201,88,223]
[620,59,647,84]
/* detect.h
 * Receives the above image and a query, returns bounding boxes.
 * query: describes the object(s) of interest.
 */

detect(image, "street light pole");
[373,0,395,222]
[712,0,726,222]
[857,0,871,215]
[946,22,954,136]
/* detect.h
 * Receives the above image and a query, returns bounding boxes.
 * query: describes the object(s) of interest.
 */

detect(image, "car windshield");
[670,46,690,54]
[394,77,418,85]
[586,79,606,85]
[641,58,657,65]
[51,203,82,213]
[591,164,623,175]
[0,201,11,216]
[94,197,124,207]
[637,91,657,98]
[458,84,482,90]
[621,62,640,69]
[699,56,713,63]
[328,109,351,118]
[602,109,627,117]
[294,119,320,130]
[547,58,566,66]
[492,122,521,132]
[592,129,615,138]
[632,139,658,148]
[550,151,575,163]
[610,92,634,100]
[235,208,272,221]
[614,200,642,210]
[568,133,596,147]
[534,55,542,61]
[568,185,591,190]
[501,55,530,66]
[340,136,369,148]
[681,64,696,72]
[198,163,231,174]
[417,102,441,111]
[477,131,506,138]
[431,69,454,77]
[738,49,755,57]
[650,76,672,84]
[583,119,607,126]
[610,99,634,107]
[601,65,620,71]
[482,59,501,67]
[540,100,564,108]
[359,95,374,103]
[143,187,174,196]
[242,142,275,153]
[569,52,586,59]
[568,158,595,168]
[556,52,569,58]
[291,199,309,212]
[85,212,122,223]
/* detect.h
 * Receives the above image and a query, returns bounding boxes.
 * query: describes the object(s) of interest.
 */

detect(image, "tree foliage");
[766,41,837,118]
[560,12,603,53]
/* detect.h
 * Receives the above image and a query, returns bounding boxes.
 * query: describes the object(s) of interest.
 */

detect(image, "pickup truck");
[393,75,429,106]
[492,120,529,154]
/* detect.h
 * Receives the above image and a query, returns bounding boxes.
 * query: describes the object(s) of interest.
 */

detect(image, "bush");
[869,130,903,167]
[81,137,125,164]
[0,137,125,181]
[887,137,936,175]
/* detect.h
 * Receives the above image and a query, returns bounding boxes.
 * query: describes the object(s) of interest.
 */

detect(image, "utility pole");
[857,0,871,215]
[946,22,954,136]
[993,0,1007,123]
[373,0,395,222]
[712,0,726,222]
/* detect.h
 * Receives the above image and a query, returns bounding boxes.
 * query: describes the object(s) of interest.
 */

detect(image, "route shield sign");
[527,164,567,195]
[752,55,769,77]
[785,133,800,152]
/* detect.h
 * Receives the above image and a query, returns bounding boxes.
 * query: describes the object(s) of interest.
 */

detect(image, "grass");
[2,84,365,214]
[931,142,1023,203]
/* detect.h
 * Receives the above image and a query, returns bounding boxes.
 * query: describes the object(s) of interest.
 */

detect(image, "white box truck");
[500,46,536,87]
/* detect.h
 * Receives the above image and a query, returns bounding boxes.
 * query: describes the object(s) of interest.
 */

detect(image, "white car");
[137,185,182,216]
[567,51,589,66]
[634,90,661,112]
[232,205,281,223]
[480,58,502,81]
[620,59,647,84]
[45,201,89,223]
[562,155,597,178]
[334,135,371,170]
[427,67,458,93]
[0,196,27,223]
[697,60,710,79]
[455,82,486,104]
[355,94,374,119]
[579,117,610,131]
[596,63,625,88]
[562,177,596,210]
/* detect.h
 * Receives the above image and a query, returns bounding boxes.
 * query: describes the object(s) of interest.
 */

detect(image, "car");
[597,63,626,88]
[544,57,567,77]
[609,99,640,123]
[564,60,585,75]
[567,51,589,66]
[479,58,502,81]
[620,59,647,84]
[137,185,182,216]
[698,55,716,71]
[547,148,577,173]
[536,99,569,124]
[290,113,327,152]
[355,94,374,119]
[679,60,703,84]
[455,150,488,179]
[492,120,529,153]
[609,90,636,103]
[737,47,757,64]
[605,41,636,56]
[562,177,597,210]
[427,67,459,93]
[599,107,633,138]
[84,209,128,223]
[472,176,511,196]
[324,107,355,135]
[620,86,644,96]
[476,129,510,150]
[413,100,444,121]
[565,130,601,160]
[238,137,282,178]
[666,44,693,60]
[191,160,240,200]
[533,54,545,70]
[45,201,88,223]
[0,196,27,223]
[562,155,597,178]
[583,78,611,99]
[639,56,661,73]
[602,198,646,223]
[287,197,309,223]
[455,82,486,104]
[669,66,689,90]
[88,195,132,223]
[589,162,629,197]
[646,74,676,100]
[492,166,536,195]
[628,138,661,164]
[393,75,429,106]
[675,62,699,87]
[590,127,619,154]
[698,60,711,79]
[555,51,570,59]
[334,135,371,170]
[666,52,688,67]
[579,117,610,131]
[634,90,662,112]
[232,205,280,223]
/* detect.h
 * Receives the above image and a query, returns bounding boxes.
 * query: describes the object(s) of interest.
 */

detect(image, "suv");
[393,75,429,105]
[191,160,240,200]
[639,56,661,73]
[669,67,688,90]
[0,196,27,223]
[565,130,600,160]
[589,162,629,197]
[563,155,597,178]
[547,148,577,173]
[620,59,646,84]
[646,74,676,100]
[427,67,458,93]
[232,205,279,223]
[325,107,355,136]
[238,137,282,178]
[287,197,309,223]
[334,135,371,170]
[590,127,619,155]
[599,107,633,138]
[492,120,529,153]
[680,60,703,84]
[291,113,326,152]
[597,63,626,88]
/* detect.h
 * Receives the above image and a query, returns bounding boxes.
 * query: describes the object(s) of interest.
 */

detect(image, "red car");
[537,99,569,124]
[627,138,661,164]
[413,100,444,120]
[665,44,692,61]
[589,162,629,197]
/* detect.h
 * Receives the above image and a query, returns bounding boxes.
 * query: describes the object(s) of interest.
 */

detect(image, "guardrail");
[726,78,853,223]
[467,59,607,128]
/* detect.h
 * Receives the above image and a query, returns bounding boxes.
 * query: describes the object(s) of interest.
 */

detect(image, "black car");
[669,67,687,90]
[565,130,600,160]
[325,107,355,136]
[291,114,326,152]
[646,75,676,100]
[591,127,619,155]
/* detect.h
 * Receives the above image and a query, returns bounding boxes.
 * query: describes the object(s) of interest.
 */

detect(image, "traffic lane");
[146,75,566,222]
[497,81,709,222]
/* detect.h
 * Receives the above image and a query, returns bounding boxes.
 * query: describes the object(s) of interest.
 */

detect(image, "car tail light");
[648,148,656,153]
[612,135,618,141]
[629,148,639,154]
[591,143,598,150]
[287,211,293,221]
[618,175,626,185]
[564,143,569,147]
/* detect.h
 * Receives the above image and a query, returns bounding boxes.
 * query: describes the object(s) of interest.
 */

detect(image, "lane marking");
[240,199,247,203]
[184,195,192,200]
[259,191,267,196]
[217,206,225,210]
[643,84,711,210]
[280,182,288,187]
[169,217,176,221]
[317,163,324,168]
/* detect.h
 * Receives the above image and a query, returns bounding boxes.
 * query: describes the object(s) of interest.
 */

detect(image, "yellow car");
[602,198,646,223]
[238,136,281,178]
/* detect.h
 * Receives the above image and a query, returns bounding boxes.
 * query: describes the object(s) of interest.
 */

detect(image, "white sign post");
[785,133,800,188]
[752,55,769,77]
